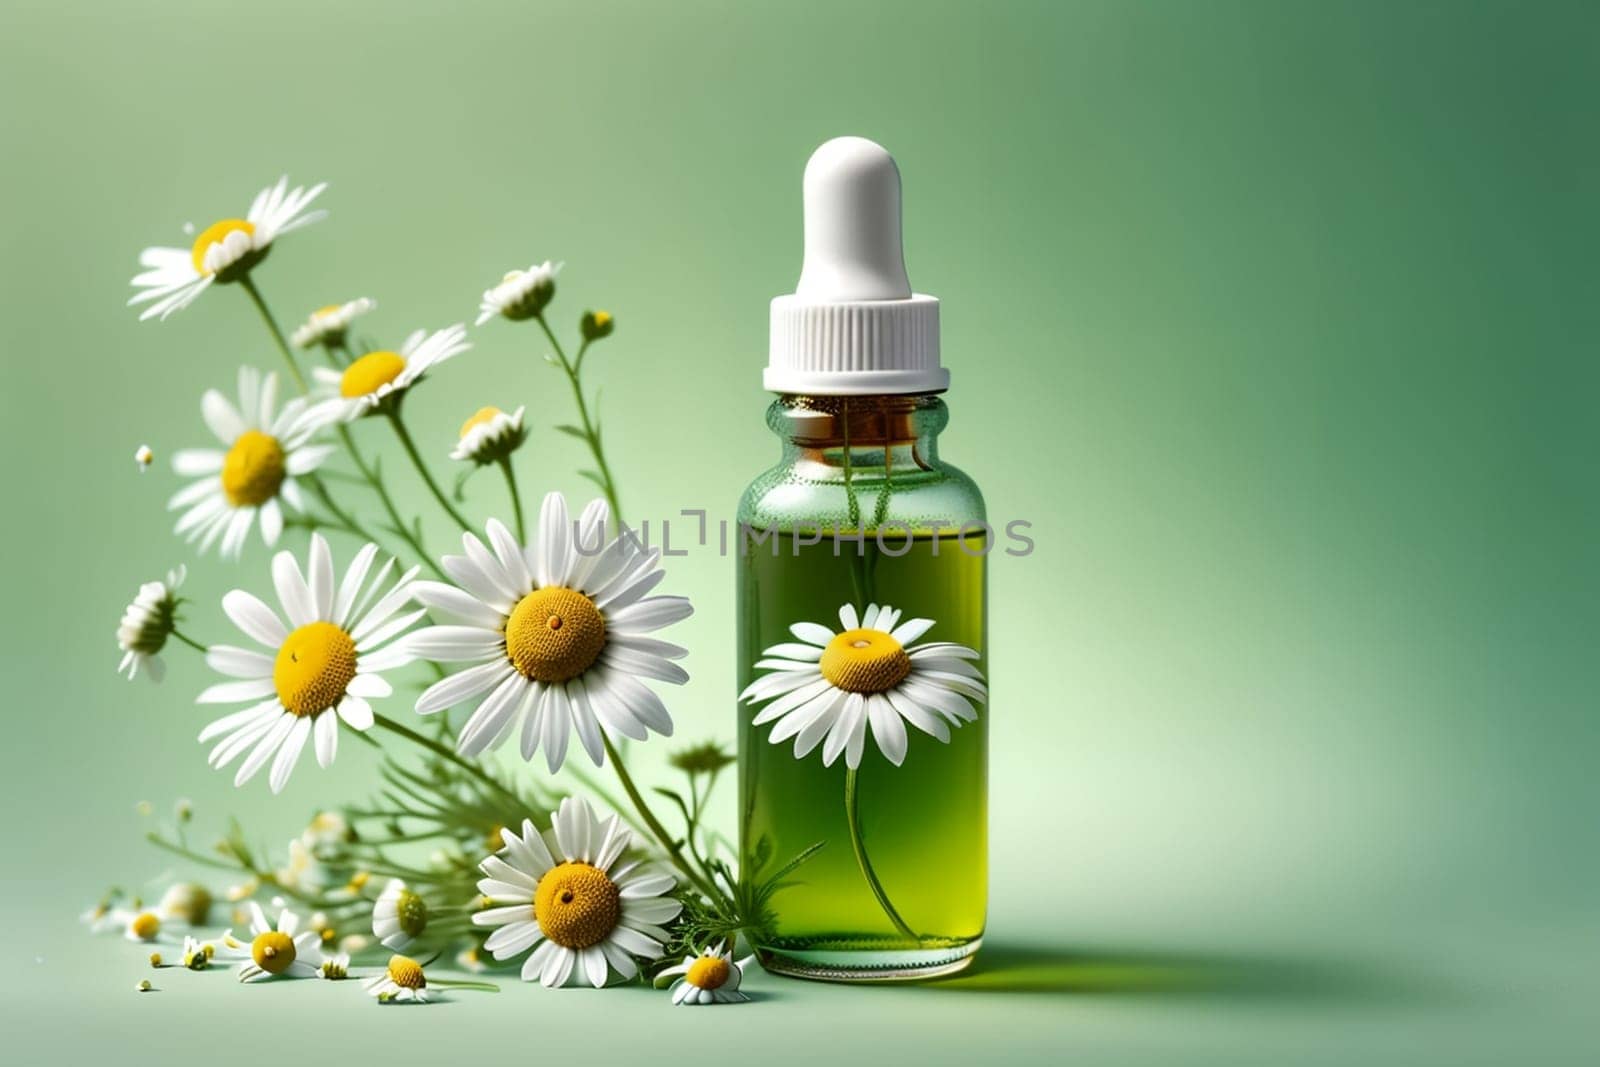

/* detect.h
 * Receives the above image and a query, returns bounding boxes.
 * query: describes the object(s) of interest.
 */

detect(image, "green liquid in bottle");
[738,527,988,980]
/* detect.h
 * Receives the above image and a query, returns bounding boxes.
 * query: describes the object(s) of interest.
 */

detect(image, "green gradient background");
[1,0,1595,1062]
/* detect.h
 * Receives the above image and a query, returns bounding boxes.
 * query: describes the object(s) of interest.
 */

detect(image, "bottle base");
[756,936,982,983]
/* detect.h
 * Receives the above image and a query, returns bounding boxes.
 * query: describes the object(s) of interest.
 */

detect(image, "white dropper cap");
[767,136,946,395]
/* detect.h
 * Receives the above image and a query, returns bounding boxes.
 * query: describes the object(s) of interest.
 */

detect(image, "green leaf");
[553,424,587,441]
[578,469,608,491]
[765,840,826,885]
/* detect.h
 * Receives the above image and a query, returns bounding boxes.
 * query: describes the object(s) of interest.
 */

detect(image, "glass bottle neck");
[768,394,946,476]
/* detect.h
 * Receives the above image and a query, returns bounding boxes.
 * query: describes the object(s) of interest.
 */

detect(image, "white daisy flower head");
[217,903,322,982]
[116,906,184,945]
[128,175,327,321]
[196,534,422,794]
[275,838,332,895]
[303,324,471,427]
[134,444,154,471]
[116,565,186,682]
[660,944,756,1005]
[408,492,693,772]
[79,900,123,934]
[291,297,376,349]
[365,954,432,1003]
[473,796,682,988]
[740,602,988,769]
[372,879,429,951]
[157,882,213,926]
[476,260,560,326]
[169,367,335,559]
[301,810,354,856]
[318,951,351,980]
[450,405,527,466]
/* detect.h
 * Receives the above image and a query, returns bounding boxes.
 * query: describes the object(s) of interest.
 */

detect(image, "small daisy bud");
[581,309,614,341]
[136,979,153,993]
[175,798,193,822]
[136,801,153,817]
[134,444,154,471]
[148,953,162,967]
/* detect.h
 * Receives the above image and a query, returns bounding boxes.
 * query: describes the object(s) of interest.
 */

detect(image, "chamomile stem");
[371,714,526,815]
[143,833,345,911]
[843,767,918,943]
[238,275,307,393]
[387,410,472,533]
[169,629,208,654]
[429,980,499,992]
[537,319,623,526]
[330,427,446,581]
[498,458,526,542]
[302,473,415,569]
[600,735,722,903]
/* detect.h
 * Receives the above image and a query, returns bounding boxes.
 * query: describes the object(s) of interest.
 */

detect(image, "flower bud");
[581,309,614,341]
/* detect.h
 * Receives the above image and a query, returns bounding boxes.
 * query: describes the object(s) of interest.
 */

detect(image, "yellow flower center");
[130,912,161,940]
[686,955,731,990]
[315,304,342,316]
[251,930,296,975]
[220,430,286,507]
[505,587,607,683]
[340,350,406,398]
[533,862,621,949]
[387,955,426,989]
[191,218,255,275]
[393,889,428,937]
[273,621,358,717]
[459,406,504,438]
[592,311,612,329]
[819,628,911,693]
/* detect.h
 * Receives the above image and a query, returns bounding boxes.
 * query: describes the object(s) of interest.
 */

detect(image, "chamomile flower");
[407,493,692,772]
[740,602,988,769]
[472,796,681,988]
[660,944,756,1005]
[118,907,183,945]
[475,261,559,325]
[449,405,527,465]
[302,324,471,427]
[181,936,214,971]
[157,882,212,926]
[275,839,330,895]
[301,810,355,856]
[196,534,421,794]
[169,367,335,559]
[318,952,351,980]
[365,955,432,1003]
[217,903,322,982]
[79,901,121,934]
[128,175,327,321]
[372,879,428,951]
[116,565,185,682]
[291,297,376,349]
[134,444,154,471]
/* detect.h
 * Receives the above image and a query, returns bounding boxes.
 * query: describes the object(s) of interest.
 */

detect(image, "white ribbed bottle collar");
[766,293,945,395]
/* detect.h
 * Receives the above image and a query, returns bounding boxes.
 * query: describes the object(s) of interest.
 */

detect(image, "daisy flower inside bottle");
[737,138,988,980]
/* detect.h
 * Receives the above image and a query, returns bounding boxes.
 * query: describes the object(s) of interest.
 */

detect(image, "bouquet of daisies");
[97,176,766,1007]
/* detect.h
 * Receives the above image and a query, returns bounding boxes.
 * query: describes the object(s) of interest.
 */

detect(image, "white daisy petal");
[535,491,571,588]
[223,590,288,647]
[417,660,512,715]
